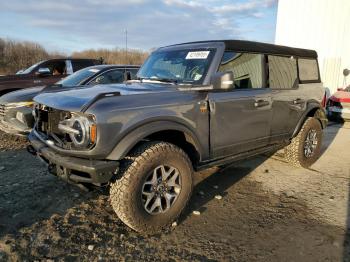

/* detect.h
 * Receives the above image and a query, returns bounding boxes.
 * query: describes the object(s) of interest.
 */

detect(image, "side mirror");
[124,71,131,81]
[211,71,234,89]
[36,67,51,77]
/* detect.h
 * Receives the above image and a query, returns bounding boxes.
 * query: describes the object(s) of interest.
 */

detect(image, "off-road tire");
[284,117,323,168]
[109,141,193,234]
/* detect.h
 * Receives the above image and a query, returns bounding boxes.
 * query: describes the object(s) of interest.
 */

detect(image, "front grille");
[0,104,6,121]
[34,104,72,149]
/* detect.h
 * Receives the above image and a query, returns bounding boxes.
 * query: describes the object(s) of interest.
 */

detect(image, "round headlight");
[69,118,91,147]
[72,120,84,144]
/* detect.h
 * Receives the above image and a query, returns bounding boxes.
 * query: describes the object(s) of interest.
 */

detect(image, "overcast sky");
[0,0,278,54]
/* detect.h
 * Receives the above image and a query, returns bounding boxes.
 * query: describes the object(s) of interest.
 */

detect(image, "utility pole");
[125,29,128,63]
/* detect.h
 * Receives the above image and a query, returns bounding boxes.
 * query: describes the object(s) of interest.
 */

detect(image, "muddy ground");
[0,123,349,261]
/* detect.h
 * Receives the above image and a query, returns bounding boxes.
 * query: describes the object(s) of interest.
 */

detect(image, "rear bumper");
[28,132,119,185]
[327,107,350,121]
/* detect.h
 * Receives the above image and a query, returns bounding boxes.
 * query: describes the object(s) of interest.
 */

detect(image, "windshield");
[137,49,215,84]
[19,61,43,74]
[57,67,100,87]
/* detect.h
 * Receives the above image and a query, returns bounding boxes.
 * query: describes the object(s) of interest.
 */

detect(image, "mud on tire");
[284,117,323,168]
[109,141,193,234]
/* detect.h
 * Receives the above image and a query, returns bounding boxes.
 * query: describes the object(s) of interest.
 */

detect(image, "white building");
[275,0,350,95]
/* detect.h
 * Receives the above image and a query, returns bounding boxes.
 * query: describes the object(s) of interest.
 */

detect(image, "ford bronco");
[28,40,328,234]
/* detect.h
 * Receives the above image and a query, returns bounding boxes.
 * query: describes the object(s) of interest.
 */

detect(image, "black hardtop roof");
[167,40,318,58]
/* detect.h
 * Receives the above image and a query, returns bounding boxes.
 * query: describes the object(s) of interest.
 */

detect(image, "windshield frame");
[137,48,217,85]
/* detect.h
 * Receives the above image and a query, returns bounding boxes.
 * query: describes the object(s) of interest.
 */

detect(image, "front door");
[208,51,272,159]
[209,89,272,159]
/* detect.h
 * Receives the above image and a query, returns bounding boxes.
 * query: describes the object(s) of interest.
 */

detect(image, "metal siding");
[275,0,350,94]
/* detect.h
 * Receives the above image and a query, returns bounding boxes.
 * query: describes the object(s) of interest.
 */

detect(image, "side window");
[40,61,66,75]
[219,52,264,89]
[91,70,125,85]
[127,68,139,80]
[268,55,298,89]
[298,58,319,82]
[72,60,92,72]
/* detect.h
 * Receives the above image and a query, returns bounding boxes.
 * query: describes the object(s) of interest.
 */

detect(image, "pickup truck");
[28,40,327,234]
[0,58,101,96]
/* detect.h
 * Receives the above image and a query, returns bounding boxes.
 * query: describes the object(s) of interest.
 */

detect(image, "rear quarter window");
[298,58,320,82]
[268,55,298,89]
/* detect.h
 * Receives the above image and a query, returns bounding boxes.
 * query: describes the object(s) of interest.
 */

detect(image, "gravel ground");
[0,124,349,261]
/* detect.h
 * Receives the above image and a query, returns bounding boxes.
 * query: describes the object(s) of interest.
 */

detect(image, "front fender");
[106,120,205,161]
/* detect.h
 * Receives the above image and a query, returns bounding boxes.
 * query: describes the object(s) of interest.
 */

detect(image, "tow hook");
[27,145,37,156]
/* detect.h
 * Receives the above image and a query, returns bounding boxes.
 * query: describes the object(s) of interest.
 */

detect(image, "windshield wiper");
[139,77,178,85]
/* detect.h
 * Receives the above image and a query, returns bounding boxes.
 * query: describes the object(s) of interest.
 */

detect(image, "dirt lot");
[0,123,349,261]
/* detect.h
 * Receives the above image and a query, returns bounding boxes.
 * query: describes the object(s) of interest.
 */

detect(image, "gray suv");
[28,40,328,234]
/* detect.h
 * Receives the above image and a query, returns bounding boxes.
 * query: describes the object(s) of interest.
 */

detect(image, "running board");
[196,143,287,171]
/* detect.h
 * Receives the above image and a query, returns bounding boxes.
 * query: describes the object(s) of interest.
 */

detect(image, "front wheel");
[284,117,323,168]
[109,141,193,234]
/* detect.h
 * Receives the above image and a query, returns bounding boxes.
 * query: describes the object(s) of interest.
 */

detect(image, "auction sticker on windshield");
[186,51,210,59]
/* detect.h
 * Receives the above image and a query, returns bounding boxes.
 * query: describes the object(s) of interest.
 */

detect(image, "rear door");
[267,55,305,142]
[208,52,272,158]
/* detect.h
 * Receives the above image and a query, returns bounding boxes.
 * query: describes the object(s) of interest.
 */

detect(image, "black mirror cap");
[211,71,234,89]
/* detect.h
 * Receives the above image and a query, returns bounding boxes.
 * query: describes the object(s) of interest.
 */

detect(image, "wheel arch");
[106,120,204,166]
[292,101,328,138]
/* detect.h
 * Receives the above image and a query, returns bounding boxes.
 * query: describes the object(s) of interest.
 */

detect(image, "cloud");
[0,0,277,52]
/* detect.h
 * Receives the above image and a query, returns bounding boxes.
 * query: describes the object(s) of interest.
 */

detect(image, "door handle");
[254,99,270,107]
[293,98,304,105]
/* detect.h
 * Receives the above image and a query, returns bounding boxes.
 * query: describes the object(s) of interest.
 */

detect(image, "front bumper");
[28,132,119,185]
[0,119,30,136]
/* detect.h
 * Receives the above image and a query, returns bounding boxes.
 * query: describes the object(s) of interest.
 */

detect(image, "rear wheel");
[284,117,323,168]
[109,141,193,234]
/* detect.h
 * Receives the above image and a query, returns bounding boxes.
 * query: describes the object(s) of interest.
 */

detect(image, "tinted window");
[268,56,297,89]
[127,68,139,79]
[219,52,264,89]
[298,58,319,82]
[40,60,66,75]
[91,69,124,84]
[72,60,95,72]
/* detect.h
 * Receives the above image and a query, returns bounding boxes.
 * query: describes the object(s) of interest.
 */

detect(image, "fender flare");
[292,102,327,138]
[106,120,204,161]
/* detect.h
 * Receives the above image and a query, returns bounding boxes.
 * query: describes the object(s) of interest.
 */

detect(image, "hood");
[34,82,175,112]
[0,86,45,104]
[329,91,350,103]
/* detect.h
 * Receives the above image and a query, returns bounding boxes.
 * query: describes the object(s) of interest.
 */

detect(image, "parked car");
[27,40,327,234]
[0,65,140,136]
[326,85,350,121]
[0,58,102,96]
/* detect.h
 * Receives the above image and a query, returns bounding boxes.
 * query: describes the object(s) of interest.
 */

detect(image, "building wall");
[275,0,350,94]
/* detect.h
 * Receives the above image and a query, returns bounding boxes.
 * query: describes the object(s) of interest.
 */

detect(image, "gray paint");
[30,41,326,169]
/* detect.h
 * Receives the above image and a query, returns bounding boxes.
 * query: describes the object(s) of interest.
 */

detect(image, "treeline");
[0,38,51,75]
[72,48,149,66]
[0,38,149,75]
